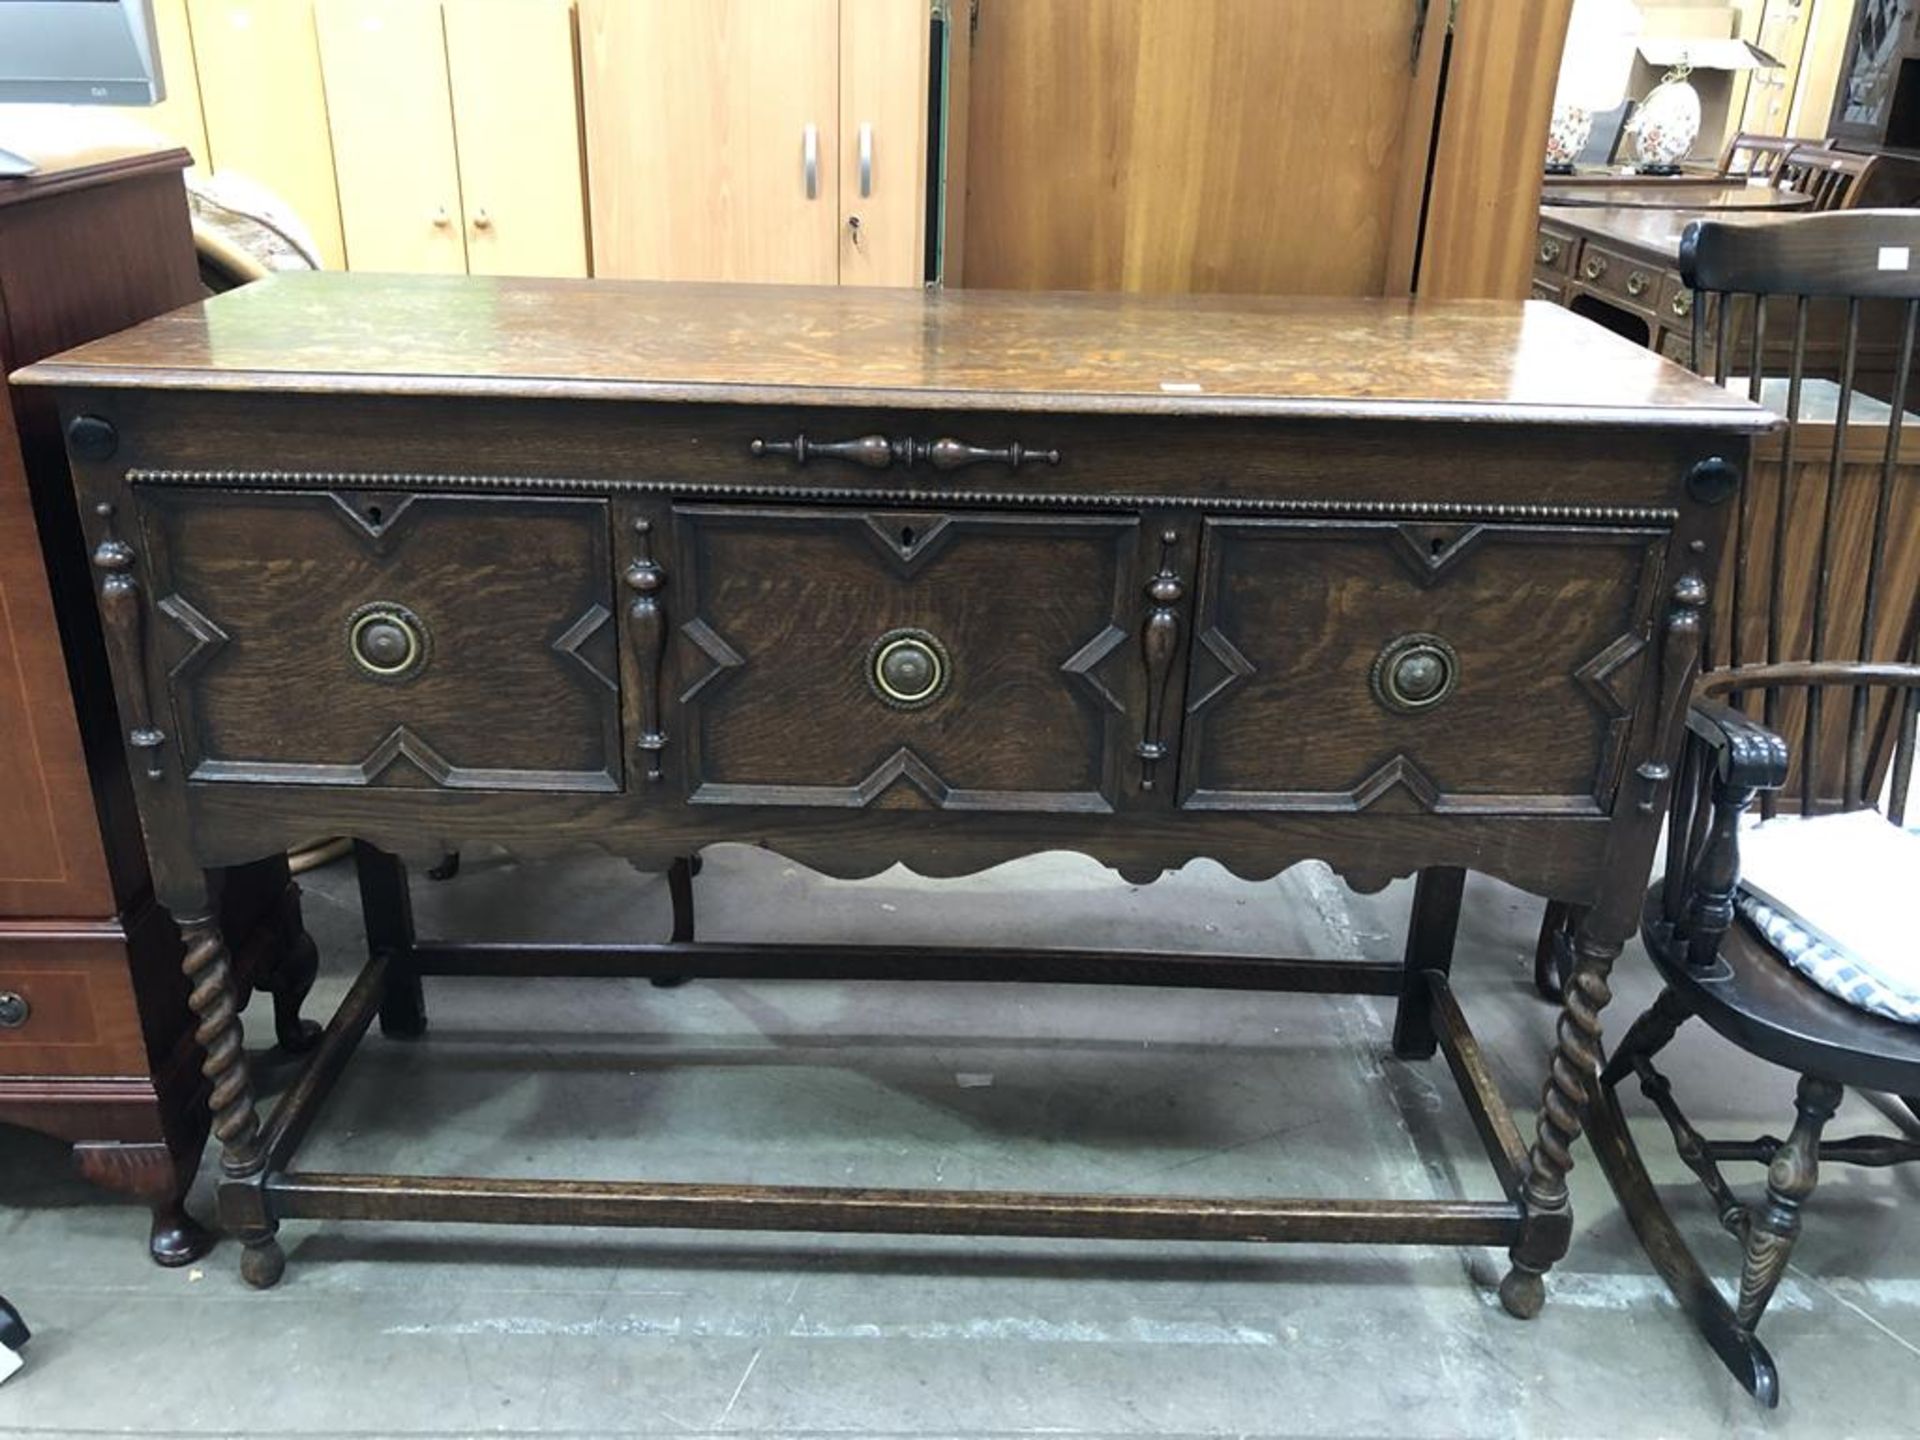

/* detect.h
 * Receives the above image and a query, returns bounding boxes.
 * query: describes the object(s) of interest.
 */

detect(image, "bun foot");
[240,1237,286,1290]
[1499,1266,1546,1319]
[149,1203,216,1268]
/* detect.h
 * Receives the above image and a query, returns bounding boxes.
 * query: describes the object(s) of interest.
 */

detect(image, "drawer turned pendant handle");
[90,501,167,781]
[625,520,668,783]
[1137,529,1185,792]
[750,434,1061,472]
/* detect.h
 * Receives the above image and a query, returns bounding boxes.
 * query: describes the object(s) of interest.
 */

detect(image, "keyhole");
[901,525,916,548]
[367,504,384,526]
[1429,535,1446,556]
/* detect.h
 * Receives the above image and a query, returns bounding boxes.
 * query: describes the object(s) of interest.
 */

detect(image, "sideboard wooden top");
[17,272,1771,429]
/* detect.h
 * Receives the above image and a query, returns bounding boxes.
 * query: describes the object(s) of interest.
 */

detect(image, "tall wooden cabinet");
[0,142,313,1264]
[581,0,932,285]
[316,0,589,278]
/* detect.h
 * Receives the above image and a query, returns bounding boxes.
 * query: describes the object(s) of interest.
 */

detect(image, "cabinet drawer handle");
[803,123,820,200]
[1582,254,1608,280]
[0,991,28,1029]
[88,498,167,781]
[750,433,1061,472]
[858,121,875,198]
[625,519,668,783]
[1626,270,1651,297]
[1137,529,1185,792]
[1538,236,1562,265]
[1670,290,1693,318]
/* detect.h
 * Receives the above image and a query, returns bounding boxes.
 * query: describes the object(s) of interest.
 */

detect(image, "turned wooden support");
[1736,1074,1843,1333]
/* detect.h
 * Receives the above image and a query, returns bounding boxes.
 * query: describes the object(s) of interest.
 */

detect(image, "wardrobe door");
[315,0,468,275]
[580,0,840,283]
[443,0,589,277]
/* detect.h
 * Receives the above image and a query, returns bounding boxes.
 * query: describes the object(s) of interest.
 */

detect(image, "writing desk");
[16,276,1769,1318]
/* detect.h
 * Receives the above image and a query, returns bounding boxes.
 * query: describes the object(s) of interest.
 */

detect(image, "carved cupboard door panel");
[134,488,622,791]
[1178,519,1667,814]
[664,506,1149,811]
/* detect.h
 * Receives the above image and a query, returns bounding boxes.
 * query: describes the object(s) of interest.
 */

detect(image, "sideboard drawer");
[1576,241,1660,314]
[135,487,623,791]
[667,505,1145,811]
[1179,519,1666,814]
[0,932,147,1079]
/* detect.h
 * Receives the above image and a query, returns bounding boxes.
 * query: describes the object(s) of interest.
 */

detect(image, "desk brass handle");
[868,628,949,708]
[1670,290,1693,318]
[1626,270,1651,297]
[1538,236,1563,266]
[1582,254,1608,280]
[1372,633,1459,714]
[0,992,27,1029]
[347,604,428,680]
[750,434,1061,472]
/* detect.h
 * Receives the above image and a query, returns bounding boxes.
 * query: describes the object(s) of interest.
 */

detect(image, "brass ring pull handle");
[1538,237,1562,265]
[347,603,429,681]
[1670,290,1693,318]
[750,434,1061,472]
[1371,633,1459,714]
[1582,254,1608,280]
[1626,270,1651,297]
[0,991,28,1029]
[868,628,949,708]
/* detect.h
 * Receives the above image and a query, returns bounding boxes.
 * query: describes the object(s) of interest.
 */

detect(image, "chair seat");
[1642,887,1920,1095]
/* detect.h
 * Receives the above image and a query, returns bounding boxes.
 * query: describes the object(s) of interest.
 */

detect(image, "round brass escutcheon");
[347,603,429,681]
[868,628,950,708]
[1371,633,1459,715]
[0,991,29,1029]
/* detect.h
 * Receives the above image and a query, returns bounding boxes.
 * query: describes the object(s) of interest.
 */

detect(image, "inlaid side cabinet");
[18,276,1769,1316]
[0,145,316,1263]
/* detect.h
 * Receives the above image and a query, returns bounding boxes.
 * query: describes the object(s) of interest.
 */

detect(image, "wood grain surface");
[17,271,1770,428]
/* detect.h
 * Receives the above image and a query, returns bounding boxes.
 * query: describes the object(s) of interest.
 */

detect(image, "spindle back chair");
[1778,144,1880,211]
[1580,211,1920,1409]
[1718,132,1823,186]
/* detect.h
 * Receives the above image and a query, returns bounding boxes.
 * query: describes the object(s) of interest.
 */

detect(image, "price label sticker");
[1878,246,1911,272]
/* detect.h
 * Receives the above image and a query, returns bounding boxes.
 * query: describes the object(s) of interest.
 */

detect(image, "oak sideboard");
[16,275,1770,1315]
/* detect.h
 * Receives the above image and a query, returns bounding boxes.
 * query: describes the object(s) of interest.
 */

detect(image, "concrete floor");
[0,847,1915,1438]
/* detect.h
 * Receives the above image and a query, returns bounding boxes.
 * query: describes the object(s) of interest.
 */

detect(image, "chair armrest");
[1686,700,1790,792]
[1671,701,1789,970]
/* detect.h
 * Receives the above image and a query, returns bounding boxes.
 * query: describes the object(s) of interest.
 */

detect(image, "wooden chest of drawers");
[17,276,1768,1318]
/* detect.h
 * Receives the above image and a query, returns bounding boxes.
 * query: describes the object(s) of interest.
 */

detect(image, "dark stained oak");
[16,271,1763,428]
[0,141,318,1264]
[26,272,1770,1312]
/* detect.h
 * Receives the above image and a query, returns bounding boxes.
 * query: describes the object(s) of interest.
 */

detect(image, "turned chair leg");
[1735,1073,1843,1334]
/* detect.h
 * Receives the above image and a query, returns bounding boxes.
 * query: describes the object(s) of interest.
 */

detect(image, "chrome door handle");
[803,123,819,199]
[858,122,874,197]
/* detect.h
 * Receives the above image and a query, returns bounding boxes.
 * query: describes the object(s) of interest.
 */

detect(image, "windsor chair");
[1778,144,1880,211]
[1577,211,1920,1407]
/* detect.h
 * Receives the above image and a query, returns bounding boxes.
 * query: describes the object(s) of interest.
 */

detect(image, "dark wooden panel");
[134,488,622,792]
[1179,520,1667,813]
[668,506,1144,811]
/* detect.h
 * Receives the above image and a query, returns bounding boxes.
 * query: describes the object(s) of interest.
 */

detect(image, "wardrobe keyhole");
[901,525,916,548]
[367,504,385,526]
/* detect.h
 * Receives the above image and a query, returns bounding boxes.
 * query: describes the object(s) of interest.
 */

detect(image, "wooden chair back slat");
[1682,212,1920,819]
[1718,132,1824,184]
